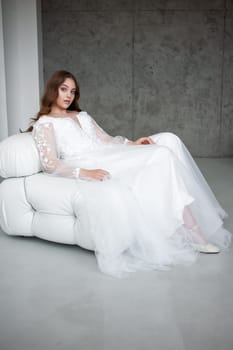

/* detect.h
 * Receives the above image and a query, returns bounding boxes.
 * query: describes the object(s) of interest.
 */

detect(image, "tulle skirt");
[70,133,231,277]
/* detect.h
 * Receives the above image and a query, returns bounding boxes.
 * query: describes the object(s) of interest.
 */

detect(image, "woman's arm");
[89,116,129,144]
[89,115,155,146]
[33,122,110,181]
[33,122,80,177]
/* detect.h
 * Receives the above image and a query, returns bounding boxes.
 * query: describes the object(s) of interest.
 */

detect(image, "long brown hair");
[25,70,81,132]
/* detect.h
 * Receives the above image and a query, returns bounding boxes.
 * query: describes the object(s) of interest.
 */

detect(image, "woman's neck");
[49,107,68,116]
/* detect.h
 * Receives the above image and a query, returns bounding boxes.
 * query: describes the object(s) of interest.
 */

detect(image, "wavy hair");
[25,70,81,132]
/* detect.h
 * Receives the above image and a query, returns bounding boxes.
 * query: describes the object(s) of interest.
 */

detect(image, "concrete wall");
[42,0,233,157]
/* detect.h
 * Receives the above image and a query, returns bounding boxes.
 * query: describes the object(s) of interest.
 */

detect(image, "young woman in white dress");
[28,70,231,277]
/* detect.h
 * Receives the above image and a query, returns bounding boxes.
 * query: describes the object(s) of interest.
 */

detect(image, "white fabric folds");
[31,111,231,277]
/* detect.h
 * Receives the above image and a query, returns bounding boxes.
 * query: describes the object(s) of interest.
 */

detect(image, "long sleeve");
[32,122,80,178]
[89,115,130,144]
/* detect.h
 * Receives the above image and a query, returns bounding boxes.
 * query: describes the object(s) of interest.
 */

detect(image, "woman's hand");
[127,137,155,145]
[79,169,111,181]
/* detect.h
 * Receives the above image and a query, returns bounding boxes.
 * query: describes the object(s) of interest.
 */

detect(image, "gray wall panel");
[42,0,233,156]
[42,0,134,12]
[135,0,225,10]
[134,11,223,156]
[226,0,233,9]
[221,11,233,156]
[43,11,133,138]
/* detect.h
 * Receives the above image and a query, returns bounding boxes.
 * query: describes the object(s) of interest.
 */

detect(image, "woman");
[30,70,231,277]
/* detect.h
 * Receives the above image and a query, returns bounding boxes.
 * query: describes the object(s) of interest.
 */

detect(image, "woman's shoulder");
[34,111,91,126]
[77,110,92,119]
[33,116,59,132]
[73,110,93,121]
[35,115,56,124]
[69,110,89,117]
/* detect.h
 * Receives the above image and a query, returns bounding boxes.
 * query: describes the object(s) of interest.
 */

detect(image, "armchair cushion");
[0,133,41,178]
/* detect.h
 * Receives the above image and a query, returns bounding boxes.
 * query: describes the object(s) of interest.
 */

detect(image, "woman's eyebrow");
[60,83,76,90]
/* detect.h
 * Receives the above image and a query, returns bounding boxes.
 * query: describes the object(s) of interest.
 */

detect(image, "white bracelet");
[73,168,80,178]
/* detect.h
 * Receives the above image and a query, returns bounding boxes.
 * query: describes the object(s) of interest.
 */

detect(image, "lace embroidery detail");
[33,123,53,170]
[32,112,129,179]
[33,122,80,178]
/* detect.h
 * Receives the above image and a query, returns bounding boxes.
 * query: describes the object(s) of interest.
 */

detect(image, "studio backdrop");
[42,0,233,157]
[1,1,233,157]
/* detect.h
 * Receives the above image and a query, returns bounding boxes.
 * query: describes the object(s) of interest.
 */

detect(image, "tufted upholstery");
[0,174,95,250]
[0,132,94,250]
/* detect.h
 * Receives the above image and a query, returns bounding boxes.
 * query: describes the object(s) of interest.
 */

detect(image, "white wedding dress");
[32,111,231,277]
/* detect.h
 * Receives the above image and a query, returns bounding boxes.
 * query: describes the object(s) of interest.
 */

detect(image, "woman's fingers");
[95,169,111,180]
[139,137,155,145]
[128,136,156,145]
[79,169,111,181]
[141,138,150,144]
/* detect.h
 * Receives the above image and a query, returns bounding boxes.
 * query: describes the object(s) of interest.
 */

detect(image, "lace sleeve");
[32,122,80,178]
[90,116,130,144]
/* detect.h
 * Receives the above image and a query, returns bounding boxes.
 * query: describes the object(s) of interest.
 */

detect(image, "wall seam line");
[131,4,136,140]
[42,9,228,14]
[218,2,226,156]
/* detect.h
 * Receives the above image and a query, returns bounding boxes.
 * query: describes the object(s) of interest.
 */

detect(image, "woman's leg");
[183,206,220,253]
[183,206,207,244]
[150,132,226,218]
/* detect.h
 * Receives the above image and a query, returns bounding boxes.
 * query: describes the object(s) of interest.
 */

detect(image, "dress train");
[74,134,231,277]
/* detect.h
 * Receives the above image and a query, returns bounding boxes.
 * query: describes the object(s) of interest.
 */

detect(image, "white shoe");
[195,243,220,254]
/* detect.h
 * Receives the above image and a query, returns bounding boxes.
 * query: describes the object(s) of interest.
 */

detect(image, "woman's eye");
[60,87,66,92]
[71,91,76,95]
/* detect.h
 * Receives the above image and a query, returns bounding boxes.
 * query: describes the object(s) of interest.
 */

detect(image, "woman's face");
[54,78,76,110]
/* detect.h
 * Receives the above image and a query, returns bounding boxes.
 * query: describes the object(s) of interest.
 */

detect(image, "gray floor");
[0,158,233,350]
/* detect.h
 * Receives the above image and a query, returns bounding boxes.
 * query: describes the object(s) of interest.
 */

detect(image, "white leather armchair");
[0,133,94,250]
